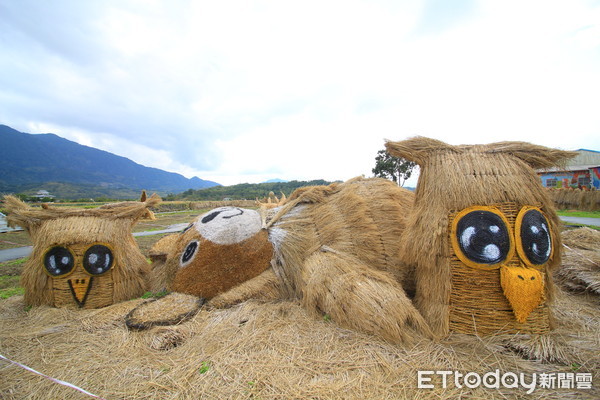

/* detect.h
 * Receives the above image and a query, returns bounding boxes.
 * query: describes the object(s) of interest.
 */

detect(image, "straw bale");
[555,228,600,295]
[2,195,160,308]
[548,189,600,211]
[385,137,576,338]
[0,289,598,399]
[561,227,600,251]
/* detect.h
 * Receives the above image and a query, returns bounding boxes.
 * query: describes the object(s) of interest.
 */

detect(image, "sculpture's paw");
[125,292,204,331]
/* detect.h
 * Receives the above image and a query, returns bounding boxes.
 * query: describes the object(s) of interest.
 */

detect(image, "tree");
[372,149,416,187]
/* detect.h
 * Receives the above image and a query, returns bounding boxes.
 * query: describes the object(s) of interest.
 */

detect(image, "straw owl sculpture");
[386,137,575,337]
[143,137,575,342]
[3,194,160,309]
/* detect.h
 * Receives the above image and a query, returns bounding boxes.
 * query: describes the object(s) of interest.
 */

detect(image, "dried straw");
[0,282,598,399]
[555,228,600,294]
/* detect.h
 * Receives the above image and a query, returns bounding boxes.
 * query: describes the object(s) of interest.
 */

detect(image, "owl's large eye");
[83,244,114,275]
[516,208,552,266]
[452,208,512,269]
[180,240,199,267]
[44,246,75,276]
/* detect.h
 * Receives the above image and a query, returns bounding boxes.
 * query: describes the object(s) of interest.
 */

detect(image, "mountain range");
[0,124,219,198]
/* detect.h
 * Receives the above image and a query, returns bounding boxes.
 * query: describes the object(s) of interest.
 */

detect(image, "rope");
[0,353,107,400]
[563,244,600,268]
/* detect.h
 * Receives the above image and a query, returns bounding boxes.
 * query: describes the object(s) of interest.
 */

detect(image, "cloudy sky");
[1,0,599,186]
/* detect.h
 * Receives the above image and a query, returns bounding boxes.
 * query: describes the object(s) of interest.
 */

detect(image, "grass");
[557,210,600,231]
[0,230,32,250]
[198,361,211,374]
[0,257,27,276]
[0,274,23,299]
[557,210,600,218]
[0,286,24,299]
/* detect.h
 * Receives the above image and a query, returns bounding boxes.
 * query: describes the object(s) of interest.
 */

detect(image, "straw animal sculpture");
[386,137,577,337]
[144,137,578,342]
[256,191,287,209]
[3,194,160,308]
[145,177,432,344]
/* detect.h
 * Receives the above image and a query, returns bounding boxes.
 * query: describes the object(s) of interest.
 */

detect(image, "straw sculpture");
[3,194,160,308]
[145,138,579,342]
[146,178,432,344]
[256,191,287,209]
[385,137,577,338]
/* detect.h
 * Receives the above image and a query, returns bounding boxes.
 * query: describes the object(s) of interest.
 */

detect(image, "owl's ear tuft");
[485,141,578,170]
[385,136,577,170]
[385,136,459,166]
[2,195,35,230]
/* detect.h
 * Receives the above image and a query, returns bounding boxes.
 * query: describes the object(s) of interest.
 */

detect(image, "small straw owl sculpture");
[3,194,160,309]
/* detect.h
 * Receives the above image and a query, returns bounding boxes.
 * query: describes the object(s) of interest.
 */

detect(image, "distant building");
[32,190,55,200]
[538,149,600,189]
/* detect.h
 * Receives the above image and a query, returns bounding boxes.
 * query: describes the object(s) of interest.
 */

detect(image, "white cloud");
[1,0,598,188]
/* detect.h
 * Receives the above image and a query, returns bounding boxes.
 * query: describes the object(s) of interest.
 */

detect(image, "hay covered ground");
[0,229,598,399]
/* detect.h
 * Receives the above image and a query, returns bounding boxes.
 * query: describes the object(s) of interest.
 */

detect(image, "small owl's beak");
[67,277,93,307]
[500,264,544,323]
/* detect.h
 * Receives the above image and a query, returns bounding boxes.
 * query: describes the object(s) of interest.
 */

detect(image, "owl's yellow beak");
[67,277,93,307]
[500,265,544,323]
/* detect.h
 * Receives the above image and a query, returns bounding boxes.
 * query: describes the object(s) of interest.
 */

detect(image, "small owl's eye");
[44,246,75,276]
[83,245,114,275]
[517,208,552,265]
[180,240,199,267]
[454,210,511,266]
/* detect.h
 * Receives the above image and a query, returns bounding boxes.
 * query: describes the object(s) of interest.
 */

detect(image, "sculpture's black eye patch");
[518,209,552,265]
[83,245,114,275]
[455,210,511,265]
[202,211,222,224]
[201,208,244,224]
[44,246,75,276]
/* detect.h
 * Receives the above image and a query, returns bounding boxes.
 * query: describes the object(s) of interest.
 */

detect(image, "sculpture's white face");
[192,207,262,245]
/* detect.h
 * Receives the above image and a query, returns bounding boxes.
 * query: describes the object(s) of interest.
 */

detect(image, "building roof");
[541,164,599,173]
[538,149,600,173]
[569,149,600,166]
